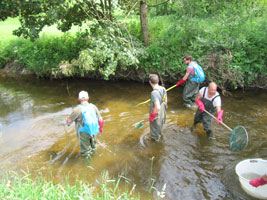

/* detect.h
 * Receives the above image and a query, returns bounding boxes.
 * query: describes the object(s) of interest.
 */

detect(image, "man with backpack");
[149,74,167,142]
[66,91,104,159]
[176,55,205,108]
[193,82,224,139]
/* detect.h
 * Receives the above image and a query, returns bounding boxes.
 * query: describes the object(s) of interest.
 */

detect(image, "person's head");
[78,91,89,102]
[149,74,159,85]
[208,82,217,96]
[183,54,192,65]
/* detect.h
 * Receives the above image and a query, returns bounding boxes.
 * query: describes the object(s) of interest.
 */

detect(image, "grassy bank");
[0,170,141,200]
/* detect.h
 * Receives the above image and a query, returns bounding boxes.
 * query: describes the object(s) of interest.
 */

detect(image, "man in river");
[193,82,223,139]
[66,91,104,159]
[176,55,200,108]
[149,74,167,142]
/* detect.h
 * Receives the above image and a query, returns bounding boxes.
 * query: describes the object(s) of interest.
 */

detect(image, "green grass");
[0,17,84,41]
[0,170,141,200]
[0,18,21,40]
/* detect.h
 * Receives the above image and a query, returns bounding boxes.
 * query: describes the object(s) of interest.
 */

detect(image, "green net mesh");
[133,120,144,130]
[229,126,248,152]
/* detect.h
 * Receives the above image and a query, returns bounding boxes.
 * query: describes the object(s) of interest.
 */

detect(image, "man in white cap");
[66,91,104,159]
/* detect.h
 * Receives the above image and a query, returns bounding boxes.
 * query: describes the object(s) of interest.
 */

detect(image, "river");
[0,74,266,199]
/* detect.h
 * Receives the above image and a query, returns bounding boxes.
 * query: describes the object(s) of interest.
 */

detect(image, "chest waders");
[150,87,167,142]
[182,73,199,106]
[194,87,219,138]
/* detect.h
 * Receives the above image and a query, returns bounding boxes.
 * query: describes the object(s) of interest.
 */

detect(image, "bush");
[129,1,267,90]
[53,22,147,80]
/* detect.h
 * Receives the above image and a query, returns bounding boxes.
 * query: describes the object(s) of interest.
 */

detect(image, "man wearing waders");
[193,82,224,139]
[176,55,200,108]
[149,74,167,142]
[66,91,104,159]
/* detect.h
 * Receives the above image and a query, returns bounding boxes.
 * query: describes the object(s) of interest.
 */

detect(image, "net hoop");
[229,125,248,152]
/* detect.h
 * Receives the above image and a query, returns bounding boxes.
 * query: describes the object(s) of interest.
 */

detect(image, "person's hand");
[98,120,104,133]
[195,99,205,112]
[65,117,71,126]
[249,176,267,187]
[176,79,186,86]
[216,110,224,124]
[149,110,158,122]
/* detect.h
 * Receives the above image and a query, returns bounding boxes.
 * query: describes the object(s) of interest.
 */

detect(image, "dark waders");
[182,74,199,106]
[150,102,167,141]
[194,91,218,138]
[76,121,96,158]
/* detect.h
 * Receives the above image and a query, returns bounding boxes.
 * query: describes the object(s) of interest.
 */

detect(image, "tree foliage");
[0,0,113,40]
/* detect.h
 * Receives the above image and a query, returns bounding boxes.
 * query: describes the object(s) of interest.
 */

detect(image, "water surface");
[0,74,266,199]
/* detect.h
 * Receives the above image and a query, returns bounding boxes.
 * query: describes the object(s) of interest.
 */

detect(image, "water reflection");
[0,74,266,199]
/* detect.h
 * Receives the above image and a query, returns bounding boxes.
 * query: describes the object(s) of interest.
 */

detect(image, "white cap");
[78,91,89,100]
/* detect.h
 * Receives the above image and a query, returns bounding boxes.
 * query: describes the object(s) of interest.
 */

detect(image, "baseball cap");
[78,91,89,100]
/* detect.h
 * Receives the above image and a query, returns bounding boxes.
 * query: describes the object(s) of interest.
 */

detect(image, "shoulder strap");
[211,95,220,102]
[154,87,165,101]
[203,87,207,97]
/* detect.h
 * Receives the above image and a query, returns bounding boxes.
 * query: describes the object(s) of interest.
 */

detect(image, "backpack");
[78,104,99,136]
[190,61,205,83]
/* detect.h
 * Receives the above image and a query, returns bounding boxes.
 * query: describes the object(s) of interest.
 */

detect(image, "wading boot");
[206,130,214,140]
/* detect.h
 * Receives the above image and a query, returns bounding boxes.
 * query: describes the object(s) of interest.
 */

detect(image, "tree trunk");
[140,0,150,47]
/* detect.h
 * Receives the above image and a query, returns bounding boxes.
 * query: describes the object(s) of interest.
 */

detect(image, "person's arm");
[195,92,202,101]
[94,105,104,133]
[153,101,161,114]
[216,106,221,113]
[215,97,223,124]
[195,92,205,112]
[66,107,80,124]
[182,72,190,81]
[94,105,103,121]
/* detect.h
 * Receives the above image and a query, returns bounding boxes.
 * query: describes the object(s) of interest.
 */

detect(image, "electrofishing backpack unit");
[78,104,99,135]
[190,61,205,83]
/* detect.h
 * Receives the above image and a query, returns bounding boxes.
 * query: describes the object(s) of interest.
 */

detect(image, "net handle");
[134,84,177,107]
[204,109,232,132]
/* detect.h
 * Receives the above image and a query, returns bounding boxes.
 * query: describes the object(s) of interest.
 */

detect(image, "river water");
[0,74,266,199]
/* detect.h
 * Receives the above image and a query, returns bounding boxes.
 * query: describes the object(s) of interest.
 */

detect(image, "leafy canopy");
[0,0,113,40]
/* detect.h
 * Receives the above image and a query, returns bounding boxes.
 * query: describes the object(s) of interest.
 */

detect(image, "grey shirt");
[150,85,167,112]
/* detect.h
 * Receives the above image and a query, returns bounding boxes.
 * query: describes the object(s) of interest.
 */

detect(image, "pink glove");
[98,120,104,134]
[249,176,267,187]
[216,110,224,124]
[149,110,158,122]
[195,99,205,112]
[176,79,186,86]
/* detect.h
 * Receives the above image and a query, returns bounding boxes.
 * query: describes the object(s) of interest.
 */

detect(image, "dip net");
[229,126,248,152]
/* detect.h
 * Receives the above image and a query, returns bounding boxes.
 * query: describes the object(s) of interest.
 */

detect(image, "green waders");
[194,91,220,138]
[182,74,199,107]
[150,102,167,141]
[78,131,96,158]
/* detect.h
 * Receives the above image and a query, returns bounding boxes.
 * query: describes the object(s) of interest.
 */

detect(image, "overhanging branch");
[147,0,170,7]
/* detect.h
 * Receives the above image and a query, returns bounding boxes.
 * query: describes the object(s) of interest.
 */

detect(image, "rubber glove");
[216,110,224,124]
[195,99,205,112]
[176,79,186,86]
[99,120,104,134]
[149,110,158,122]
[249,176,267,187]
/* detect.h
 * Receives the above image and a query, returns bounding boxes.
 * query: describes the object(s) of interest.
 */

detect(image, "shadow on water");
[0,74,266,199]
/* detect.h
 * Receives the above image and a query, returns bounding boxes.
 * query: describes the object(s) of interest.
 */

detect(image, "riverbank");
[1,61,266,95]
